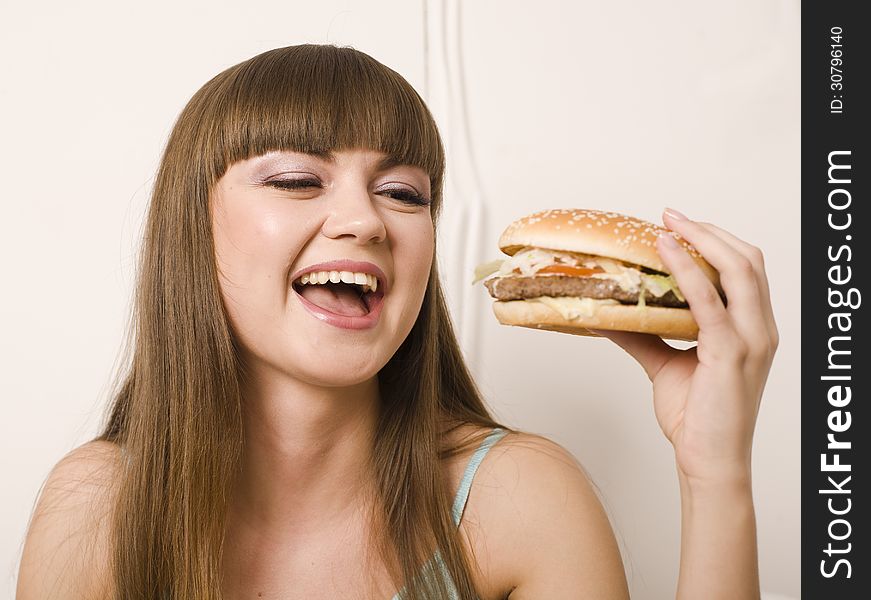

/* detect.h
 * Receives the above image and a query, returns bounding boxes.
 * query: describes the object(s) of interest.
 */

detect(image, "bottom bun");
[492,299,700,341]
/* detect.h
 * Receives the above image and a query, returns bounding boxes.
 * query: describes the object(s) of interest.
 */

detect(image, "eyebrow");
[310,150,409,173]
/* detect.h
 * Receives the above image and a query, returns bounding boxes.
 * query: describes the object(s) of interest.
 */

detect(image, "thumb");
[589,328,677,381]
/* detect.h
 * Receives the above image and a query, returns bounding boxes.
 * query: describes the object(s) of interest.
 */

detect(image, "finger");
[655,232,744,356]
[693,222,778,348]
[589,328,679,382]
[661,210,769,343]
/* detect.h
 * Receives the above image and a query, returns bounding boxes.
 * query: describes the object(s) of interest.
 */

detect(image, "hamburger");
[473,209,723,341]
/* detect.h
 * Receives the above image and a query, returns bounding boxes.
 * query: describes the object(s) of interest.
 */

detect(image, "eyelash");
[267,179,431,207]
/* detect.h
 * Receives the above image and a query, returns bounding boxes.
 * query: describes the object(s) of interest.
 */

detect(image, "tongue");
[298,283,369,317]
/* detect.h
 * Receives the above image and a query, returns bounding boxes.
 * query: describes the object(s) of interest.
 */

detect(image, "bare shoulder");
[17,440,121,600]
[458,429,629,600]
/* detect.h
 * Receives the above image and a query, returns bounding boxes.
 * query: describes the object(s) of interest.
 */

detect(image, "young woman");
[17,44,777,599]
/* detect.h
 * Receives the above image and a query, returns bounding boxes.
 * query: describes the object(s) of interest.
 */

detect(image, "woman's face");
[211,147,434,387]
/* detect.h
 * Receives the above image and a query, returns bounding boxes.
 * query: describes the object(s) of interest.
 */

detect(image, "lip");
[290,260,390,296]
[290,259,389,330]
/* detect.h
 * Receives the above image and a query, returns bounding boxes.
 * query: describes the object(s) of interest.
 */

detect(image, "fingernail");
[658,232,679,249]
[664,207,688,221]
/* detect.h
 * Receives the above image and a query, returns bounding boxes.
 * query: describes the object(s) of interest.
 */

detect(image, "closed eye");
[265,179,430,206]
[265,178,322,191]
[381,188,431,206]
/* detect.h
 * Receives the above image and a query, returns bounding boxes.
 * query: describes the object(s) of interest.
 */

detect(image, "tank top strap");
[451,427,509,527]
[387,428,508,600]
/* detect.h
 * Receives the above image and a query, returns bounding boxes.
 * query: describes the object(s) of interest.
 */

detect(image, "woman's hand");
[593,207,779,487]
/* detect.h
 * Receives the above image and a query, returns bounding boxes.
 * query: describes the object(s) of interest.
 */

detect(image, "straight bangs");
[200,44,446,218]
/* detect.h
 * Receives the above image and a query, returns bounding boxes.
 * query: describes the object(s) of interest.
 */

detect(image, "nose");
[320,185,388,245]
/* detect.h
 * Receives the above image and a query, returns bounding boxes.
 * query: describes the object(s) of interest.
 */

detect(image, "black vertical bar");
[802,1,869,597]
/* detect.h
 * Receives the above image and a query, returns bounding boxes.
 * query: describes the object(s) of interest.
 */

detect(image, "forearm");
[675,469,760,600]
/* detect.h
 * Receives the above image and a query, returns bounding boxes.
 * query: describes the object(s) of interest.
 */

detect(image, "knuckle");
[707,330,747,364]
[734,256,755,276]
[748,244,764,263]
[699,285,722,306]
[732,339,750,361]
[748,245,766,271]
[747,339,770,362]
[705,307,732,331]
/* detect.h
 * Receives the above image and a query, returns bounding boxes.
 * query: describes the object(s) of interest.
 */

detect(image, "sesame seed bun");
[499,208,721,292]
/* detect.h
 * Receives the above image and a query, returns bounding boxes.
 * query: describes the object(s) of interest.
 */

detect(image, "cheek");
[394,216,435,297]
[212,205,305,319]
[212,211,301,365]
[215,203,298,274]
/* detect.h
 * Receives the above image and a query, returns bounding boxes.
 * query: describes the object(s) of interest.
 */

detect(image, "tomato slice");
[535,264,605,277]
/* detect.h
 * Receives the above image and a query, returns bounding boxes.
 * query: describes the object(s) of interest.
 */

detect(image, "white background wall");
[1,1,800,598]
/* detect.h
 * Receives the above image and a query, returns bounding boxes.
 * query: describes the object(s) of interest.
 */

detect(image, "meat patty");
[483,275,688,308]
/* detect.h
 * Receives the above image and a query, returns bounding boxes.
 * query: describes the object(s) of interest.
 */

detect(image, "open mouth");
[291,271,385,317]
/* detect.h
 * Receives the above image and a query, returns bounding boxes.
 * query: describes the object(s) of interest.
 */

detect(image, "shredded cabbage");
[592,257,623,274]
[497,247,583,277]
[471,259,504,285]
[640,273,685,302]
[666,275,686,302]
[592,270,641,292]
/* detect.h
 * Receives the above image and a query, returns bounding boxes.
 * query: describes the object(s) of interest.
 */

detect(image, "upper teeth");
[297,270,378,293]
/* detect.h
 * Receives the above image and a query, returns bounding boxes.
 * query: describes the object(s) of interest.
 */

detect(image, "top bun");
[498,208,721,293]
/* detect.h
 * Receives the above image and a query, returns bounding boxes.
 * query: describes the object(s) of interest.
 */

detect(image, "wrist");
[677,464,754,500]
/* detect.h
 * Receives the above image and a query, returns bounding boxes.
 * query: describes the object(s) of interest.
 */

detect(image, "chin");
[283,346,389,388]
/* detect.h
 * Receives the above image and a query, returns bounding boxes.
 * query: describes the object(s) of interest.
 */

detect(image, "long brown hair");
[92,44,511,599]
